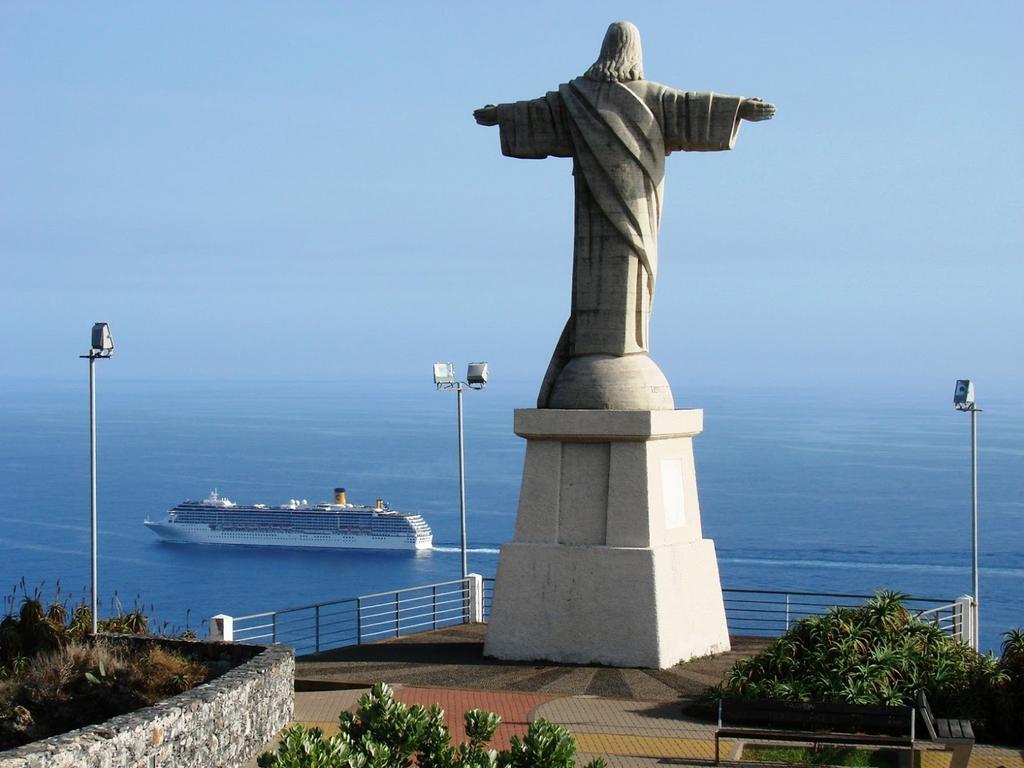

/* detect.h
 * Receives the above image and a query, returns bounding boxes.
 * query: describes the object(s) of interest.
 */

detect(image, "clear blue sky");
[2,1,1021,397]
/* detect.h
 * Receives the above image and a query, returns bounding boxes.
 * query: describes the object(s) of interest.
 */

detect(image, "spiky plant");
[1002,629,1024,673]
[16,600,62,658]
[995,628,1024,742]
[65,606,93,642]
[712,591,1020,742]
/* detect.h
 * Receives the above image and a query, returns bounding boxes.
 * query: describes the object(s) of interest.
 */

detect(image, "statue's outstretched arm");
[474,105,499,126]
[738,98,775,122]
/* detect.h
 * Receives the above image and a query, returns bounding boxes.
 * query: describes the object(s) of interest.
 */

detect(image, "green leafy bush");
[705,591,1022,744]
[995,629,1024,740]
[258,682,607,768]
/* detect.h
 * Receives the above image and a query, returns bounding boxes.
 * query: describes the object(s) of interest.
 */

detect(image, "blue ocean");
[1,378,1020,653]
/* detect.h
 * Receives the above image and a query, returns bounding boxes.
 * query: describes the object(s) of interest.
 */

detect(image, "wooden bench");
[714,696,976,767]
[917,691,974,768]
[715,698,916,764]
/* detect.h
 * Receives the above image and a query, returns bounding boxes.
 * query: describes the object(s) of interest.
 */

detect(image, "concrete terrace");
[245,625,1024,768]
[295,624,768,700]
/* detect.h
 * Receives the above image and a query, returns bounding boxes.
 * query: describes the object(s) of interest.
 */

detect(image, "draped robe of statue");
[494,77,744,407]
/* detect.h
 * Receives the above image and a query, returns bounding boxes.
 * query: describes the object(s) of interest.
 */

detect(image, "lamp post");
[953,379,981,650]
[81,323,114,634]
[433,361,488,579]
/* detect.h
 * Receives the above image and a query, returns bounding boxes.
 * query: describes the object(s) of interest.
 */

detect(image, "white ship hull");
[145,521,432,551]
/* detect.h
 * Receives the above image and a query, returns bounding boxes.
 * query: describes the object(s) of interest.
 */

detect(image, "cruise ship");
[144,488,432,551]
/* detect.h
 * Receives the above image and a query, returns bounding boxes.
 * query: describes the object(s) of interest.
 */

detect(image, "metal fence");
[216,578,972,656]
[917,598,973,643]
[722,588,972,645]
[228,577,479,655]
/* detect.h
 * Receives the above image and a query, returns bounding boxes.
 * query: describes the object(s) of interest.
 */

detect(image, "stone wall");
[0,639,294,768]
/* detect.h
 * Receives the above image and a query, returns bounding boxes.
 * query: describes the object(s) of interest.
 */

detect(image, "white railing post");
[210,614,234,642]
[954,595,974,649]
[467,573,484,623]
[356,597,362,644]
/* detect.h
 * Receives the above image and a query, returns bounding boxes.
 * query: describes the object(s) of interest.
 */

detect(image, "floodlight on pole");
[81,323,114,635]
[433,362,455,386]
[433,361,489,579]
[466,362,489,387]
[953,379,981,651]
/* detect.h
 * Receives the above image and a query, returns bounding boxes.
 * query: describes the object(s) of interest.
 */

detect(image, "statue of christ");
[475,21,774,409]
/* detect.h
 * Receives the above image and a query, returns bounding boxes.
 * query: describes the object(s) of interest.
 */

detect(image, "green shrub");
[742,745,899,768]
[996,629,1024,740]
[704,591,1022,744]
[258,682,607,768]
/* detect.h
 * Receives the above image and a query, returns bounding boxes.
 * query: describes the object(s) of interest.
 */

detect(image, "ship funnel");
[375,498,384,511]
[334,487,347,505]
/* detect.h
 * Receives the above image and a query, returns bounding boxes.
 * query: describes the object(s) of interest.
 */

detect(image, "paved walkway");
[246,626,1024,768]
[251,685,1024,768]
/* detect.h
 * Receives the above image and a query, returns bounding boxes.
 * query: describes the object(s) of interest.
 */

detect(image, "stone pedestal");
[484,408,730,669]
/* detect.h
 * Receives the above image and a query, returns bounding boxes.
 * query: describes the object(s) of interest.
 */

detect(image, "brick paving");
[394,687,555,750]
[266,686,554,750]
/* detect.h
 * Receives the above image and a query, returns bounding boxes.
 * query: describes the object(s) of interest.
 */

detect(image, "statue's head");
[584,21,644,82]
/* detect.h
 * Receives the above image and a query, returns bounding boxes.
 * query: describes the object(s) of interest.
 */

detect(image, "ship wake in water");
[431,545,501,555]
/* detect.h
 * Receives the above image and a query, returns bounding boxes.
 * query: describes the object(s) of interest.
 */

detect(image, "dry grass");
[134,646,207,703]
[19,647,76,706]
[15,641,140,738]
[20,643,130,707]
[1,590,211,750]
[1,640,208,750]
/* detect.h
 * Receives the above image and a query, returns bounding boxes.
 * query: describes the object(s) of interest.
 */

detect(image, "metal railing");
[917,597,974,645]
[722,588,973,646]
[226,577,480,655]
[213,578,974,655]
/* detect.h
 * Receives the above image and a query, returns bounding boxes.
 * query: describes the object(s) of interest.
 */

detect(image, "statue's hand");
[473,105,499,126]
[739,98,775,122]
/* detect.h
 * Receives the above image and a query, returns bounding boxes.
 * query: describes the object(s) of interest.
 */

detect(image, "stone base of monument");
[485,539,729,668]
[484,408,731,669]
